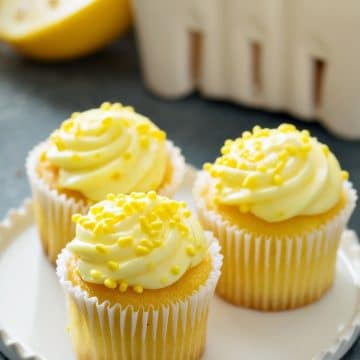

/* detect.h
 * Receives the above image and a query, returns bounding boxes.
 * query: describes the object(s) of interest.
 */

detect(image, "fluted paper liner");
[56,233,222,360]
[26,140,186,264]
[193,171,357,311]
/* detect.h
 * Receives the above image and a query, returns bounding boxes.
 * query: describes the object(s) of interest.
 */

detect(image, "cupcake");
[56,192,222,360]
[193,123,357,311]
[26,102,185,263]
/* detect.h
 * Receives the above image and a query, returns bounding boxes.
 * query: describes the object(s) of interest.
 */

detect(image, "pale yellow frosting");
[204,124,349,222]
[67,192,208,292]
[45,102,168,201]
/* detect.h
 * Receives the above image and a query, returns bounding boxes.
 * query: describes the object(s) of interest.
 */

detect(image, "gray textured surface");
[0,33,359,359]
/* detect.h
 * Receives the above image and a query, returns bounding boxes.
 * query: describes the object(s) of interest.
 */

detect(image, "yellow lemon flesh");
[0,0,132,61]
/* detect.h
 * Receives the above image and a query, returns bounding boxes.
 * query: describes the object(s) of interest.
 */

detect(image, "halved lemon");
[0,0,132,61]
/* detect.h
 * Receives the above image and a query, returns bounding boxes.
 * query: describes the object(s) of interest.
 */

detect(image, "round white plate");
[0,167,359,360]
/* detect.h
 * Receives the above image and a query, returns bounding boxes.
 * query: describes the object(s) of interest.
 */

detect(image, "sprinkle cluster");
[71,192,201,293]
[203,124,349,196]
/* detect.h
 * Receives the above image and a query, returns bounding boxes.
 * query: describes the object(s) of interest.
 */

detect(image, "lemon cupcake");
[193,124,357,311]
[26,102,185,263]
[56,192,222,360]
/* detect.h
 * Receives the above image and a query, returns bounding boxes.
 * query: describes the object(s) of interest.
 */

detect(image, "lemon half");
[0,0,132,61]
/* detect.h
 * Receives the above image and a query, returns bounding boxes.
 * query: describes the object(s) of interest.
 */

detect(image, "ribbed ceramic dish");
[0,167,359,360]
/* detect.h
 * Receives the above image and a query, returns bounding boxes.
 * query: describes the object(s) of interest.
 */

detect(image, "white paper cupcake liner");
[26,142,88,264]
[26,140,186,264]
[193,171,357,310]
[158,140,186,197]
[56,233,222,360]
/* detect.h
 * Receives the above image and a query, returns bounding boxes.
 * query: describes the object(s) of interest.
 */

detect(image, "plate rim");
[0,197,359,360]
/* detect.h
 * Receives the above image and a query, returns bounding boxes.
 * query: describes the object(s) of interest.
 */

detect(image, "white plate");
[0,167,359,360]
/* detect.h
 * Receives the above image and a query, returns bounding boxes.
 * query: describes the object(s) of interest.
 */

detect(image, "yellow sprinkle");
[90,269,102,280]
[136,122,150,134]
[148,191,157,200]
[95,244,108,254]
[242,131,252,139]
[274,160,285,174]
[301,134,310,144]
[237,140,244,149]
[203,163,212,171]
[102,117,112,127]
[183,209,191,218]
[39,150,47,161]
[239,204,250,213]
[115,214,126,222]
[273,174,284,185]
[90,205,104,215]
[104,278,117,289]
[171,265,181,275]
[140,239,154,248]
[260,128,270,137]
[186,245,196,257]
[107,261,119,272]
[120,118,130,127]
[72,214,82,223]
[279,123,296,132]
[256,164,267,172]
[160,277,168,285]
[285,144,297,155]
[150,220,163,229]
[71,153,80,161]
[133,285,144,294]
[140,136,149,148]
[61,119,74,132]
[220,146,230,155]
[210,168,219,177]
[107,193,115,201]
[153,239,162,247]
[93,223,105,235]
[302,129,310,137]
[119,281,128,292]
[124,106,135,112]
[341,170,349,181]
[123,152,132,160]
[215,182,222,190]
[237,162,247,170]
[112,102,122,110]
[253,125,262,134]
[253,151,264,161]
[147,262,155,271]
[224,157,237,167]
[100,102,112,110]
[322,144,330,156]
[278,150,288,161]
[152,129,166,141]
[135,245,150,256]
[242,174,257,189]
[54,137,65,151]
[117,236,133,247]
[301,144,311,153]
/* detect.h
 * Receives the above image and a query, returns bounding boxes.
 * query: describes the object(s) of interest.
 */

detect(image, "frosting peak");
[45,103,168,201]
[204,124,348,222]
[67,192,208,292]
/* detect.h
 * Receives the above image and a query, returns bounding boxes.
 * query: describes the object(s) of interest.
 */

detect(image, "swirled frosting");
[45,102,168,201]
[67,192,208,292]
[204,124,349,222]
